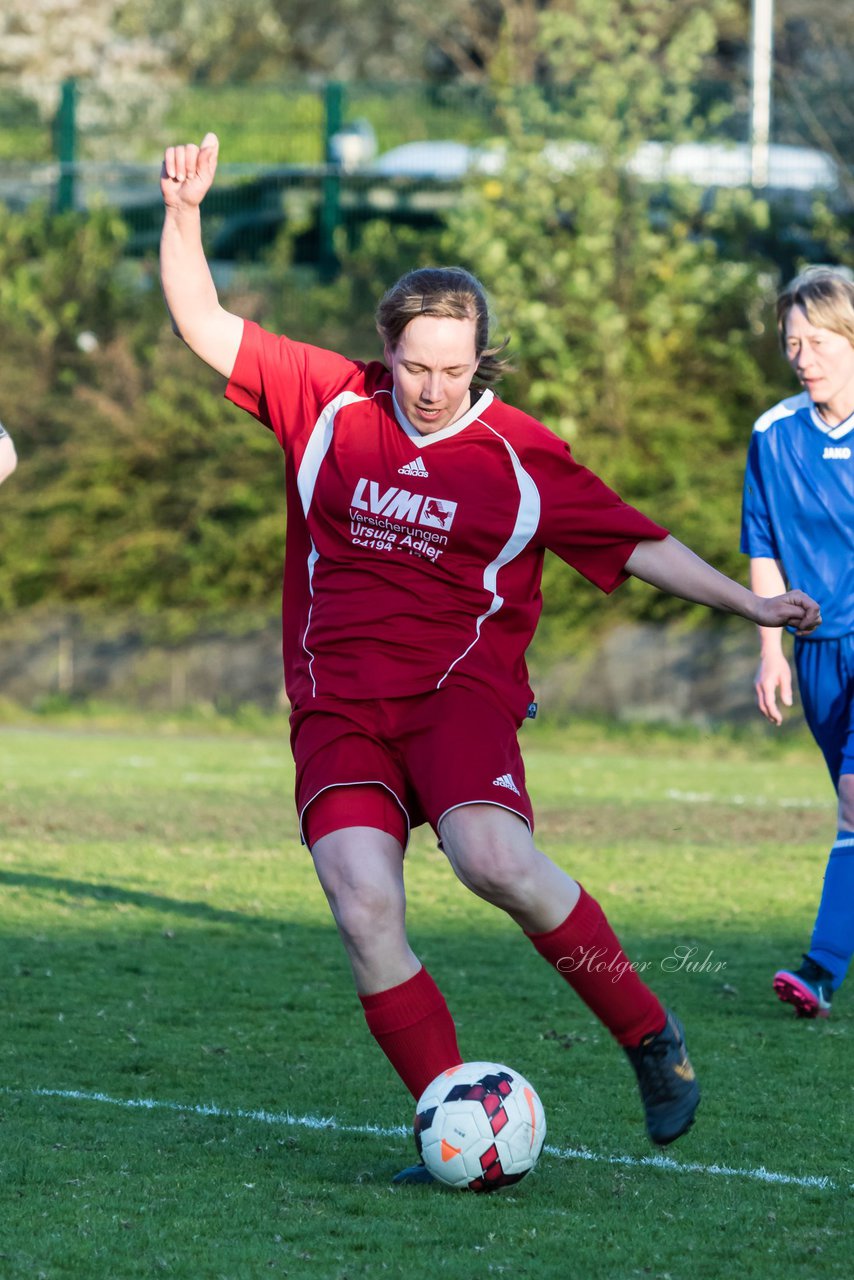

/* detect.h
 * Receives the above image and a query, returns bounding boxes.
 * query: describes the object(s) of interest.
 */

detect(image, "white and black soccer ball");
[414,1061,546,1192]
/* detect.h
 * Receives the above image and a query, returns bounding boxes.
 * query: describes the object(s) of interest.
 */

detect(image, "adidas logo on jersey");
[823,445,851,460]
[398,455,429,478]
[492,773,521,796]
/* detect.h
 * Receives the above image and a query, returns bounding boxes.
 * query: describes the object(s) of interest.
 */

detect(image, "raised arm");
[625,535,821,637]
[159,132,244,378]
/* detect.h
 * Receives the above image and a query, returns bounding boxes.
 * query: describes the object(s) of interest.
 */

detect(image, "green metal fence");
[0,74,850,270]
[11,79,498,266]
[38,79,501,265]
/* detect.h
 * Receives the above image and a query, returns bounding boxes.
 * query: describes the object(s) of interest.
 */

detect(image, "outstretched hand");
[161,132,219,210]
[753,589,822,637]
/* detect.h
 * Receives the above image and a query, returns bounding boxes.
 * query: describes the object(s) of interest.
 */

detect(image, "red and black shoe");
[624,1011,700,1146]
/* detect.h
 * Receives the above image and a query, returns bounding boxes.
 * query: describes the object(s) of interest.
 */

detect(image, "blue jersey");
[740,391,854,639]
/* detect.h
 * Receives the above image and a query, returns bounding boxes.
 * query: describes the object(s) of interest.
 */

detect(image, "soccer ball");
[414,1061,546,1192]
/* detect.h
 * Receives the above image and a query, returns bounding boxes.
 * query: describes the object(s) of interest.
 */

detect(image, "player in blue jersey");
[741,266,854,1018]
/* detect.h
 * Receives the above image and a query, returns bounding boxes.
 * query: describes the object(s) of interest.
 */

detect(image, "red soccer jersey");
[226,320,668,720]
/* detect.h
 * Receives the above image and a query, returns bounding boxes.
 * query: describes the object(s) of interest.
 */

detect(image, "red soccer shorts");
[290,684,534,849]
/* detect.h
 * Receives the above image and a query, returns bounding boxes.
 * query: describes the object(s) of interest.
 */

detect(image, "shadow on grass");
[0,869,279,928]
[0,903,850,1185]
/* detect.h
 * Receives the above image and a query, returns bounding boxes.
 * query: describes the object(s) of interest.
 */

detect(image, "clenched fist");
[161,132,219,210]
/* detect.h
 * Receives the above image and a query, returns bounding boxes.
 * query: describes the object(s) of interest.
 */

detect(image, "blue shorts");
[795,635,854,790]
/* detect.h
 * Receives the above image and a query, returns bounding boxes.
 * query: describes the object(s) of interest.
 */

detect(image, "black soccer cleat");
[773,955,833,1018]
[624,1011,700,1146]
[392,1161,436,1186]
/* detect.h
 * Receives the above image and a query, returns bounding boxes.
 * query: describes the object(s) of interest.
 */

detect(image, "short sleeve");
[225,319,366,448]
[740,431,779,559]
[534,436,669,593]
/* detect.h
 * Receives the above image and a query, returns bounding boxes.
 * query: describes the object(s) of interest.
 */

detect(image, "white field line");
[3,1085,846,1192]
[663,789,829,809]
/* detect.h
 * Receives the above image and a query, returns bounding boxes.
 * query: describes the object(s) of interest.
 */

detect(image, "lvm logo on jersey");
[349,476,458,563]
[351,478,457,530]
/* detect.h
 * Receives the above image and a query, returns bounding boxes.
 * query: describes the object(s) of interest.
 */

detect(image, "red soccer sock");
[526,885,665,1047]
[359,966,462,1099]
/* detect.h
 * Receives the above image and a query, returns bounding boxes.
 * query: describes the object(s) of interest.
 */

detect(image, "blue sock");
[809,831,854,989]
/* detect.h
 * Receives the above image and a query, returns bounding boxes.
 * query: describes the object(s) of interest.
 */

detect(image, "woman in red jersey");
[160,134,821,1179]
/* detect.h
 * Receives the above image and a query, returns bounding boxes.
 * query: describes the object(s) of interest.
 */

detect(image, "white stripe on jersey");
[301,545,320,695]
[753,390,854,440]
[753,391,809,434]
[296,390,369,695]
[297,390,367,514]
[437,424,541,688]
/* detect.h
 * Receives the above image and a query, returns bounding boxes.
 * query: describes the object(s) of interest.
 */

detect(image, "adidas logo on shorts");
[398,455,429,478]
[492,773,521,796]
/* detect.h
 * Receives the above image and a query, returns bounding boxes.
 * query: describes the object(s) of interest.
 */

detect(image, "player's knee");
[450,836,533,906]
[327,880,404,952]
[838,775,854,830]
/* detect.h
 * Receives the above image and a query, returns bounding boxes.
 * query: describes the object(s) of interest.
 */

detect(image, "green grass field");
[0,715,850,1279]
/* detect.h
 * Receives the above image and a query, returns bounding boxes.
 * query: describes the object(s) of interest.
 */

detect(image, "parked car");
[366,136,841,200]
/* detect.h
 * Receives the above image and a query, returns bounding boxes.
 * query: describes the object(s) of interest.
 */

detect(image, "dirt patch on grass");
[535,802,832,846]
[2,793,832,850]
